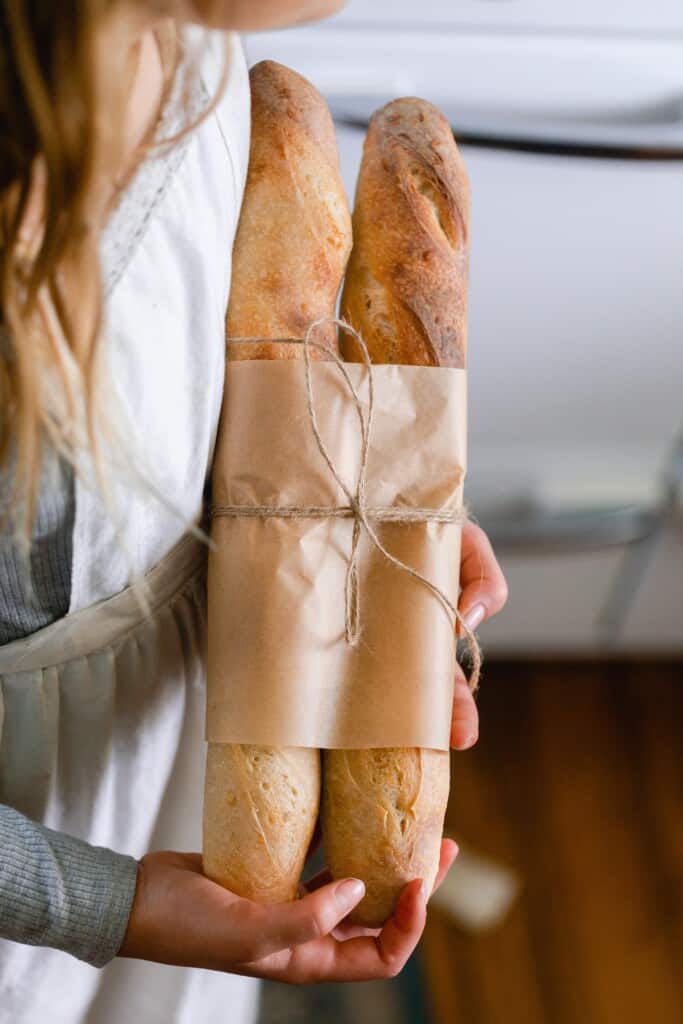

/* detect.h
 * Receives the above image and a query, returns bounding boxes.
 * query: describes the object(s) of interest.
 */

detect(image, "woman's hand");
[119,840,458,982]
[450,522,508,751]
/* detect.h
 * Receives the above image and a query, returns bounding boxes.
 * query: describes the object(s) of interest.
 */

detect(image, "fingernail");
[463,603,486,632]
[419,881,428,905]
[335,878,365,910]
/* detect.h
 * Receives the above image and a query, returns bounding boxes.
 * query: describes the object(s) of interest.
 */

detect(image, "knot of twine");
[213,318,481,692]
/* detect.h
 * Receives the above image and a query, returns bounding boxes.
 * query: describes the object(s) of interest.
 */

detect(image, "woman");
[0,2,508,1021]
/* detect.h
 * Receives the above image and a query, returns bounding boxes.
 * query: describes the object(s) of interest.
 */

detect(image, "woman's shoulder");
[195,28,251,197]
[101,28,250,299]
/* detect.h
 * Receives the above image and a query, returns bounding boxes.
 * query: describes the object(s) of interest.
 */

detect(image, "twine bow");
[212,318,482,692]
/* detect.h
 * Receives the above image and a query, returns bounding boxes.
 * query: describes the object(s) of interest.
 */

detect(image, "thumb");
[250,877,366,956]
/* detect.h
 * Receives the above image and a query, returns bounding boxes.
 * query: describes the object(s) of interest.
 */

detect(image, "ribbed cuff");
[0,804,140,967]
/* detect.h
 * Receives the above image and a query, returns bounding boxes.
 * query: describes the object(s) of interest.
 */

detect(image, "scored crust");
[340,97,469,368]
[226,60,352,351]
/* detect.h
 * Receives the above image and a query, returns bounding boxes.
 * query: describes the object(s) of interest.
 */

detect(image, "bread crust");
[226,60,352,353]
[203,62,352,902]
[322,748,450,926]
[325,97,470,926]
[340,98,469,368]
[203,744,320,902]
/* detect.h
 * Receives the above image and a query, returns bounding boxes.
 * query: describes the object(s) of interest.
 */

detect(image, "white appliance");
[244,1,683,654]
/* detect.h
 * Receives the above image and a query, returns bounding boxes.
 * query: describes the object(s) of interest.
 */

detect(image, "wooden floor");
[421,660,683,1024]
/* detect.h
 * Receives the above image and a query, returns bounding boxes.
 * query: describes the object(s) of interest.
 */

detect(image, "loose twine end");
[216,318,482,693]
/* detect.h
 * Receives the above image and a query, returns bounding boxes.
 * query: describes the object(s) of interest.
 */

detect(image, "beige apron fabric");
[0,534,260,1023]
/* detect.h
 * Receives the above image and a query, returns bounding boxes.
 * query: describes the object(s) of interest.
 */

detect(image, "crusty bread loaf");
[323,748,450,926]
[203,744,321,902]
[340,97,469,369]
[203,61,352,902]
[226,60,352,358]
[324,98,470,926]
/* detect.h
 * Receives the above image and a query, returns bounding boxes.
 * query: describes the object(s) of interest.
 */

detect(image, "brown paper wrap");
[207,356,467,752]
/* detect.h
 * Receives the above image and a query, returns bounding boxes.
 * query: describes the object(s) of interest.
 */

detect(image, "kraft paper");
[206,358,467,751]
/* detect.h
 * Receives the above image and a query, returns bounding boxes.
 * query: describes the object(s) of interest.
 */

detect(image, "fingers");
[431,838,459,894]
[123,851,431,983]
[306,838,459,940]
[246,877,366,959]
[458,521,508,634]
[371,878,428,976]
[280,878,428,983]
[450,668,479,749]
[301,872,408,943]
[305,836,458,899]
[243,844,460,982]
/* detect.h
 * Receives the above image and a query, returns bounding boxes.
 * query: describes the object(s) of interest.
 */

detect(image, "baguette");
[226,60,352,359]
[339,97,469,368]
[203,744,321,902]
[203,61,352,902]
[322,97,470,926]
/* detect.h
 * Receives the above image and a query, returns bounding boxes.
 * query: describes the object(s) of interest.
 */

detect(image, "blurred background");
[245,2,683,1021]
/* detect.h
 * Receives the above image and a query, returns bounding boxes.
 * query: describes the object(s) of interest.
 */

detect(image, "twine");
[213,318,481,692]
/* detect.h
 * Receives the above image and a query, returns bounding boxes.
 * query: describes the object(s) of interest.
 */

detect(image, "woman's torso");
[0,31,258,1024]
[0,26,250,639]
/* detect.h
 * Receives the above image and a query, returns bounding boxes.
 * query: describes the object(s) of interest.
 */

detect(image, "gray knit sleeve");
[0,804,139,967]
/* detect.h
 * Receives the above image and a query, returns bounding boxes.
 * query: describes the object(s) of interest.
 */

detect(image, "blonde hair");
[0,1,227,542]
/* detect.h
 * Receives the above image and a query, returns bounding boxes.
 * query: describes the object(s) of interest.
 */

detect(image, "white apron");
[0,29,260,1024]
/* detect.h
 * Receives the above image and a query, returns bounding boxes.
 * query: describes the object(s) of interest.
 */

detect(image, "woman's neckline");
[103,21,180,223]
[100,27,211,298]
